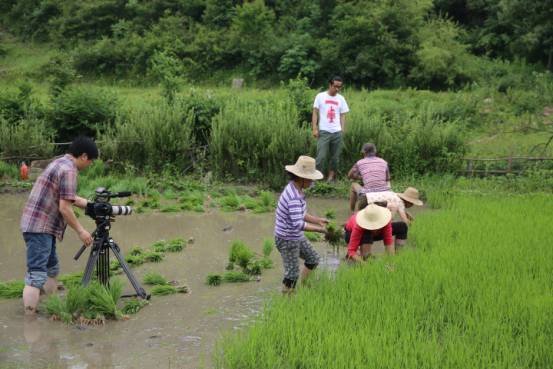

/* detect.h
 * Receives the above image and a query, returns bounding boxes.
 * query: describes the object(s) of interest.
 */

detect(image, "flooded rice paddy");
[0,194,398,369]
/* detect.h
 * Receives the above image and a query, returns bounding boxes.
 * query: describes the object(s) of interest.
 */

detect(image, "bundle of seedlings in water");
[42,280,125,324]
[179,190,205,212]
[223,271,251,283]
[325,222,344,246]
[143,272,168,286]
[206,273,222,286]
[150,284,187,296]
[245,260,263,275]
[151,240,168,252]
[0,280,25,299]
[122,298,149,315]
[166,238,186,252]
[229,240,255,269]
[128,246,145,256]
[260,239,274,269]
[324,209,336,220]
[305,232,323,242]
[58,272,84,289]
[252,191,275,213]
[217,193,242,211]
[125,254,145,266]
[143,251,164,263]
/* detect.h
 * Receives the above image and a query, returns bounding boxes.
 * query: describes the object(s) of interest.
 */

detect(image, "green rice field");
[215,193,553,369]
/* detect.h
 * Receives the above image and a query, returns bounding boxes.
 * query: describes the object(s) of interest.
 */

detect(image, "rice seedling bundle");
[151,240,168,252]
[143,272,169,286]
[223,271,251,283]
[122,298,149,315]
[215,194,553,369]
[324,209,336,219]
[128,246,145,256]
[150,285,178,296]
[166,238,186,252]
[206,273,222,286]
[229,240,255,269]
[125,254,145,266]
[262,239,274,258]
[0,280,24,299]
[324,222,343,246]
[143,251,164,263]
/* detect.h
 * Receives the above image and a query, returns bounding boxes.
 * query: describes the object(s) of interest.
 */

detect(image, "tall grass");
[99,101,194,172]
[210,98,314,187]
[215,194,553,369]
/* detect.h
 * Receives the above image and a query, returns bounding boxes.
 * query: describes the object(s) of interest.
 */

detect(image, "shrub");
[49,86,118,141]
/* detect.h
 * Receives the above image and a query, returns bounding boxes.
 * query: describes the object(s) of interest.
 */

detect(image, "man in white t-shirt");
[312,76,350,182]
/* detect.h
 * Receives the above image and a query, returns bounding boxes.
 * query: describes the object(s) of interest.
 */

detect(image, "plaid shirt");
[20,155,78,241]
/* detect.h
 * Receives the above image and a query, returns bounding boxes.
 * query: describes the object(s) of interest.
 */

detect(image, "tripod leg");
[82,238,102,286]
[109,239,149,299]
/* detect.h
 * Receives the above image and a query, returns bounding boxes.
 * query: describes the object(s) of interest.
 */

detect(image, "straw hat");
[355,203,392,230]
[285,156,323,181]
[396,187,423,206]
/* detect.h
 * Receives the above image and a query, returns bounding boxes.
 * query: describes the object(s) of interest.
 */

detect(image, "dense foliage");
[1,0,552,87]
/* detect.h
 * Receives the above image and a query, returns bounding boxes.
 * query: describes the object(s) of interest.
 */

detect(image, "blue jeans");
[23,232,60,289]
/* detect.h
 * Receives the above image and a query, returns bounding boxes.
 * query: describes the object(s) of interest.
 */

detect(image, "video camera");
[85,187,133,219]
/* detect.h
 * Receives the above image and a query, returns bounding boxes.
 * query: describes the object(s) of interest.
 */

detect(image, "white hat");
[355,204,392,230]
[285,156,323,181]
[396,187,423,206]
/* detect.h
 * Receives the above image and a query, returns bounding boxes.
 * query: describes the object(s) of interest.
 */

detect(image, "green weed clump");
[160,205,179,213]
[215,194,553,369]
[125,254,145,266]
[128,246,145,256]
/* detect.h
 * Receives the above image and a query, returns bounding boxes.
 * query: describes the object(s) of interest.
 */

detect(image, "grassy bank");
[215,193,553,369]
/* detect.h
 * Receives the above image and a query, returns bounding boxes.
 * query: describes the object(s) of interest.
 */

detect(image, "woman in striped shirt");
[275,156,328,294]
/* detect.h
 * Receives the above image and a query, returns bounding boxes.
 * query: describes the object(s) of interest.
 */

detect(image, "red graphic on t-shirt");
[325,100,339,106]
[327,106,336,123]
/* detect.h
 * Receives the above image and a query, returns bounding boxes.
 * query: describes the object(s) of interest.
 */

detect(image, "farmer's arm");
[304,214,328,232]
[348,163,360,180]
[397,208,411,225]
[60,199,92,246]
[347,225,365,262]
[73,196,89,209]
[340,113,346,132]
[312,108,319,138]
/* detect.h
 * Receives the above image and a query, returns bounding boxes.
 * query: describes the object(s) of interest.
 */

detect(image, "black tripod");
[74,216,148,299]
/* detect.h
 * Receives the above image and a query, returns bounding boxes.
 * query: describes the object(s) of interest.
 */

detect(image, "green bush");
[49,86,118,141]
[0,83,44,123]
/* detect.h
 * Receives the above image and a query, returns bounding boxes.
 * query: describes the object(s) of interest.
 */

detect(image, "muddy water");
[0,194,414,369]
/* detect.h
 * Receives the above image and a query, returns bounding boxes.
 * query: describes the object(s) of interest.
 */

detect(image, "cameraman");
[20,137,97,315]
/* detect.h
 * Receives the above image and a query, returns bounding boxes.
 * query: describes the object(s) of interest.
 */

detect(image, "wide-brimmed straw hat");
[355,203,392,230]
[396,187,423,206]
[285,155,323,181]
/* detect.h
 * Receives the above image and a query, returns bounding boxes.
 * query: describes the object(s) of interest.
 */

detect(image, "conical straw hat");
[355,203,392,230]
[396,187,423,206]
[285,156,323,181]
